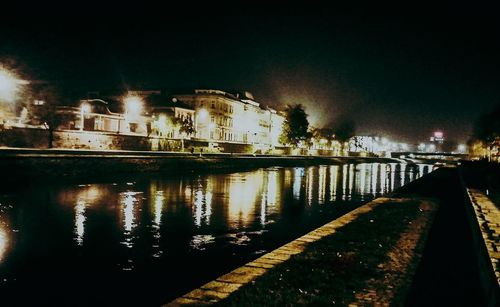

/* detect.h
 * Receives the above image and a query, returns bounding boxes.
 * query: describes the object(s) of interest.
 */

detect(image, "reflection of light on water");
[342,164,348,200]
[190,234,215,250]
[371,163,379,195]
[266,171,278,209]
[192,179,213,227]
[153,191,164,228]
[293,168,303,200]
[329,165,339,201]
[260,192,266,226]
[120,191,141,249]
[72,185,103,246]
[358,164,367,196]
[227,172,263,228]
[400,163,407,186]
[380,164,387,194]
[418,164,425,178]
[151,190,165,258]
[75,199,86,246]
[228,232,251,246]
[348,164,354,200]
[307,167,314,206]
[261,171,279,226]
[318,166,326,204]
[194,189,203,227]
[205,190,212,225]
[389,163,396,191]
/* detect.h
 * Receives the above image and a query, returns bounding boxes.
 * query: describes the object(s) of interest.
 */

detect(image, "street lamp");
[196,108,209,139]
[123,95,144,133]
[0,66,29,104]
[80,102,91,131]
[124,95,143,118]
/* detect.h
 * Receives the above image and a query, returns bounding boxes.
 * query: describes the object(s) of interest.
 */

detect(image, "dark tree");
[177,116,195,136]
[279,104,310,147]
[472,103,500,143]
[333,119,356,154]
[28,84,65,148]
[471,103,500,160]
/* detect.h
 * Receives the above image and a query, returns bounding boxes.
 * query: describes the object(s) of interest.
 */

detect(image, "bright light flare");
[0,67,27,103]
[124,95,143,117]
[81,102,91,113]
[197,108,209,120]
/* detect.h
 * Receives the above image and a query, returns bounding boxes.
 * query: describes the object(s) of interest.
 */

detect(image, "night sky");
[1,4,499,144]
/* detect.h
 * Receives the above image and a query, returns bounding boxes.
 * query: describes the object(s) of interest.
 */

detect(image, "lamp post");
[123,95,143,133]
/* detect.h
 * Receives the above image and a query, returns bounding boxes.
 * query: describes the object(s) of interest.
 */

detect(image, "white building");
[173,89,284,147]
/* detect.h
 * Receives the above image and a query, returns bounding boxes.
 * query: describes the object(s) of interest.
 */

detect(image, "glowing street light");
[80,102,91,131]
[123,95,143,118]
[0,66,28,103]
[195,108,209,138]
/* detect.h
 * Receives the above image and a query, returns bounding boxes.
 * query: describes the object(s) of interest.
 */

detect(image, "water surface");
[0,162,431,306]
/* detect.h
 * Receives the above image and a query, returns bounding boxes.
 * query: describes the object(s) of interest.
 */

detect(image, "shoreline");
[0,147,403,184]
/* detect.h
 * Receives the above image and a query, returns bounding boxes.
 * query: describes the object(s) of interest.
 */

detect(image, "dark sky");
[1,3,499,144]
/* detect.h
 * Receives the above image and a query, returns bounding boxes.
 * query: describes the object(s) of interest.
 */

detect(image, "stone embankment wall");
[464,189,500,306]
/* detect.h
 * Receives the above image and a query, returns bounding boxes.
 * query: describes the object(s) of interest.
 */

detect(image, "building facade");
[173,89,284,148]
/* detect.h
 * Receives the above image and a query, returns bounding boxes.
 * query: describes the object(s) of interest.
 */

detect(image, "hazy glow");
[124,95,143,117]
[0,67,26,102]
[197,108,209,120]
[81,102,91,113]
[0,226,8,263]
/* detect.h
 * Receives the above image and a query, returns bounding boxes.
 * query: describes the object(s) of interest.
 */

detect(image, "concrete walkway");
[167,197,437,306]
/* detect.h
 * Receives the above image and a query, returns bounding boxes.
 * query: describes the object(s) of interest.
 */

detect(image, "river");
[0,162,432,306]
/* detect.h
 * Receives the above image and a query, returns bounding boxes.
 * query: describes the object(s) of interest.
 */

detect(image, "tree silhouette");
[279,104,310,147]
[333,119,356,154]
[28,84,66,148]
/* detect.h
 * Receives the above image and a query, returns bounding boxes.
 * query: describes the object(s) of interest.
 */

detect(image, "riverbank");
[0,147,401,183]
[167,167,493,306]
[168,197,437,306]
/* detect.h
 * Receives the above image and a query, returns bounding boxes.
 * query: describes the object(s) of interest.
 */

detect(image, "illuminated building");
[173,89,285,148]
[149,96,195,139]
[56,99,149,135]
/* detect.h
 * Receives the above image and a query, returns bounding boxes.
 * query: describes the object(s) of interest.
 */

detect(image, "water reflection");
[60,163,432,252]
[0,162,434,304]
[120,191,142,249]
[293,168,302,200]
